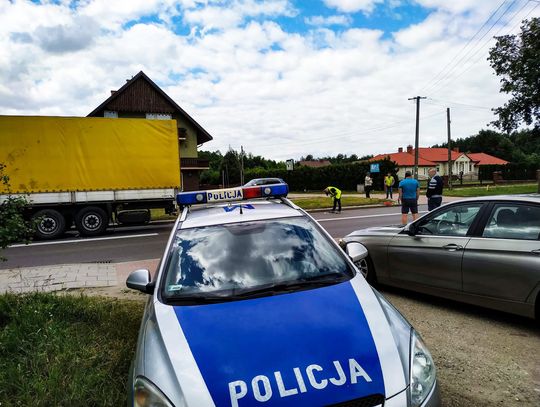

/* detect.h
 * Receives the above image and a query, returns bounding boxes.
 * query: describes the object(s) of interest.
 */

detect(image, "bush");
[242,159,398,191]
[479,163,539,180]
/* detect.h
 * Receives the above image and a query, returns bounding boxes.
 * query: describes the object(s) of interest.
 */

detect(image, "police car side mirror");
[126,269,155,294]
[345,242,368,263]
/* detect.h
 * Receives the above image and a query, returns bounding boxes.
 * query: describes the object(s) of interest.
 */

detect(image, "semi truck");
[0,115,181,239]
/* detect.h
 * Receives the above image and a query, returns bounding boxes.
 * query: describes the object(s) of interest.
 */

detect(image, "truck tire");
[75,206,108,236]
[32,209,66,240]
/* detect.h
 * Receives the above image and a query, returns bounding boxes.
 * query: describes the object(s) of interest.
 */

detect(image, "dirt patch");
[381,287,540,407]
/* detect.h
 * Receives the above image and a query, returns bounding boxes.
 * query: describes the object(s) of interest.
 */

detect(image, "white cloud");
[322,0,384,14]
[183,0,297,30]
[1,0,538,161]
[305,15,352,27]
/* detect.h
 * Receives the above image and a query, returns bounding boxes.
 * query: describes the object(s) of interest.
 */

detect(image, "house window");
[104,110,118,118]
[146,113,172,120]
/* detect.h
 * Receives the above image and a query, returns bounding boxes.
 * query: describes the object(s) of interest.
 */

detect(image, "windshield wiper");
[230,273,349,299]
[165,273,349,304]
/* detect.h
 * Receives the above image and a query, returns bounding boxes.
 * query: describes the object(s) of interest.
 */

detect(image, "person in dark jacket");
[426,168,443,211]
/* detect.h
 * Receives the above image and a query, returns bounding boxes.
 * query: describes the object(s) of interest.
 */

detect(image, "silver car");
[342,195,540,318]
[126,184,440,407]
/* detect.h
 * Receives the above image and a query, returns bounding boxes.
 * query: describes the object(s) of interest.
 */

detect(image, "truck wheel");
[75,206,108,236]
[32,209,66,240]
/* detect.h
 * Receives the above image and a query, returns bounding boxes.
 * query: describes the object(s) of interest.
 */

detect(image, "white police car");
[126,184,440,407]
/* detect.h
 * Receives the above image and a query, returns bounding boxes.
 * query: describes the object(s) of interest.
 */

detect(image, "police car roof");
[180,199,303,229]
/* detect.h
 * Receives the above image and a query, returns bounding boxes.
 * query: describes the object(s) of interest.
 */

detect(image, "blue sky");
[1,0,539,159]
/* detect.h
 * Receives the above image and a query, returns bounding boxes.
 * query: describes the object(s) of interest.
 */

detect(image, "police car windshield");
[162,216,353,302]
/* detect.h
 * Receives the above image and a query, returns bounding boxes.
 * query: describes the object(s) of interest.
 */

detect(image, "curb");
[305,203,399,213]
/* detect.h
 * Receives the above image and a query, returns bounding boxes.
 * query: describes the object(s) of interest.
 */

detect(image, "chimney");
[398,147,403,153]
[406,145,413,154]
[110,90,116,95]
[453,147,459,153]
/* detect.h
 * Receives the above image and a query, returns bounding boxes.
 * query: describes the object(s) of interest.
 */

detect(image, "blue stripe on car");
[174,281,385,407]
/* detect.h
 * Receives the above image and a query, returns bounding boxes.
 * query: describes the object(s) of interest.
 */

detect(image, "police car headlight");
[409,331,436,407]
[134,376,174,407]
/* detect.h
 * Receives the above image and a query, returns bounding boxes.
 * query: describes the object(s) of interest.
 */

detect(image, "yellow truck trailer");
[0,115,181,238]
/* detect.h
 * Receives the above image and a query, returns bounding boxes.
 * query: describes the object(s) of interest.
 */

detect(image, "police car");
[126,183,440,407]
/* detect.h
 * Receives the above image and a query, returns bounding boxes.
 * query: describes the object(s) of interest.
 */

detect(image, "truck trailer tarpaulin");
[0,115,181,194]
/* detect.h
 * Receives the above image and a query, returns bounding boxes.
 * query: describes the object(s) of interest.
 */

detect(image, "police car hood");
[153,274,407,406]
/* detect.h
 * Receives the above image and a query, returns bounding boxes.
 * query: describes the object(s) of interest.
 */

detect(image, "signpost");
[286,159,294,171]
[370,163,380,173]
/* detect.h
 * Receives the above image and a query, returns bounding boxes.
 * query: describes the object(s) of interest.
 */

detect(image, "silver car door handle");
[443,244,463,251]
[532,249,540,255]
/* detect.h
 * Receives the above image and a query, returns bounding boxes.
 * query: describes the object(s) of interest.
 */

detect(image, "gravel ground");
[381,287,540,407]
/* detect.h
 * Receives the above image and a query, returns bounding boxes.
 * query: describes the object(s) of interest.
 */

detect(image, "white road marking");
[9,233,159,248]
[316,211,428,222]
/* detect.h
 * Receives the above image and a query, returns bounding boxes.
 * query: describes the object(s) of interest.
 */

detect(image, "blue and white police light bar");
[177,183,289,206]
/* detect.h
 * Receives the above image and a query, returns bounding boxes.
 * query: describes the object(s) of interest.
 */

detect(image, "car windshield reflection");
[162,217,353,302]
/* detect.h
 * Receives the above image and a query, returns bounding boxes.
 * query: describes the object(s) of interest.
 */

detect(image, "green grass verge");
[291,196,385,209]
[0,293,143,407]
[150,208,176,221]
[445,183,538,197]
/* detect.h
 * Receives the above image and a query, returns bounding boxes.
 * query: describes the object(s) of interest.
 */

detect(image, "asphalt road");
[1,205,428,269]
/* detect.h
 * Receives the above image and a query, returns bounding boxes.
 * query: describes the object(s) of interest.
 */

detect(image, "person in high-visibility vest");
[324,186,342,213]
[384,173,395,199]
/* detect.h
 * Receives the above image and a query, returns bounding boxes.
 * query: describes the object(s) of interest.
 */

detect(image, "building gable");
[88,71,212,145]
[98,77,176,114]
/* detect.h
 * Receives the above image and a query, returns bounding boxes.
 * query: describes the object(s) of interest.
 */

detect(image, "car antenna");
[239,204,243,215]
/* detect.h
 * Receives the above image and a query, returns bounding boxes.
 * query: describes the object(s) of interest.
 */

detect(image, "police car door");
[387,202,484,290]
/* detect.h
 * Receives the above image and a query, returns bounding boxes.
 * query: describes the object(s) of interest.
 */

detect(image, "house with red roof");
[371,145,508,180]
[298,159,332,168]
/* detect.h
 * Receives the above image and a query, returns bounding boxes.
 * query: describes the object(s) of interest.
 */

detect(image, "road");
[1,205,428,269]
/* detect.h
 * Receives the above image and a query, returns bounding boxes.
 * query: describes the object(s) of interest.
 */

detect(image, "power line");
[425,98,492,110]
[427,0,538,95]
[416,0,512,95]
[422,0,521,96]
[252,111,446,149]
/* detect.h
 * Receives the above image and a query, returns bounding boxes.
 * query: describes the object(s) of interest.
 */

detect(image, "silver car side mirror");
[126,268,154,294]
[346,242,368,263]
[403,223,417,236]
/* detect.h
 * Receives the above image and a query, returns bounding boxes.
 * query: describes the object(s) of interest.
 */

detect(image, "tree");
[0,164,35,260]
[219,149,241,186]
[488,17,540,132]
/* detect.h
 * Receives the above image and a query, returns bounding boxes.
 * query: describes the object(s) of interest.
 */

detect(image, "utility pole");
[447,108,452,190]
[240,146,245,185]
[408,96,426,179]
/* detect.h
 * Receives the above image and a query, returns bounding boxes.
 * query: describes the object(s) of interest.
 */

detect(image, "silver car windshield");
[162,216,352,301]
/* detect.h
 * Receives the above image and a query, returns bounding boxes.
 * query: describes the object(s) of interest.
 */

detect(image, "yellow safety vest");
[327,186,342,199]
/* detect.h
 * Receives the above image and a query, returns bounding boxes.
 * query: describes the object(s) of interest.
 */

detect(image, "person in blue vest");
[324,186,342,213]
[398,171,420,225]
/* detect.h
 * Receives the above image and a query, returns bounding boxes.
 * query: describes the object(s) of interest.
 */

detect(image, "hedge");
[478,163,539,181]
[201,159,399,191]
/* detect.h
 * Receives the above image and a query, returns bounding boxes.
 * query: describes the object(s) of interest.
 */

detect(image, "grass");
[445,183,538,197]
[291,196,385,209]
[150,208,176,221]
[0,293,144,407]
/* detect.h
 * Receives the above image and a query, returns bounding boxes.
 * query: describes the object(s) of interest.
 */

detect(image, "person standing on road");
[324,186,342,213]
[364,172,373,198]
[384,173,395,199]
[398,171,420,225]
[426,168,443,211]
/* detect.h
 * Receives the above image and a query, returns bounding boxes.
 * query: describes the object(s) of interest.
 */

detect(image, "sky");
[1,0,539,161]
